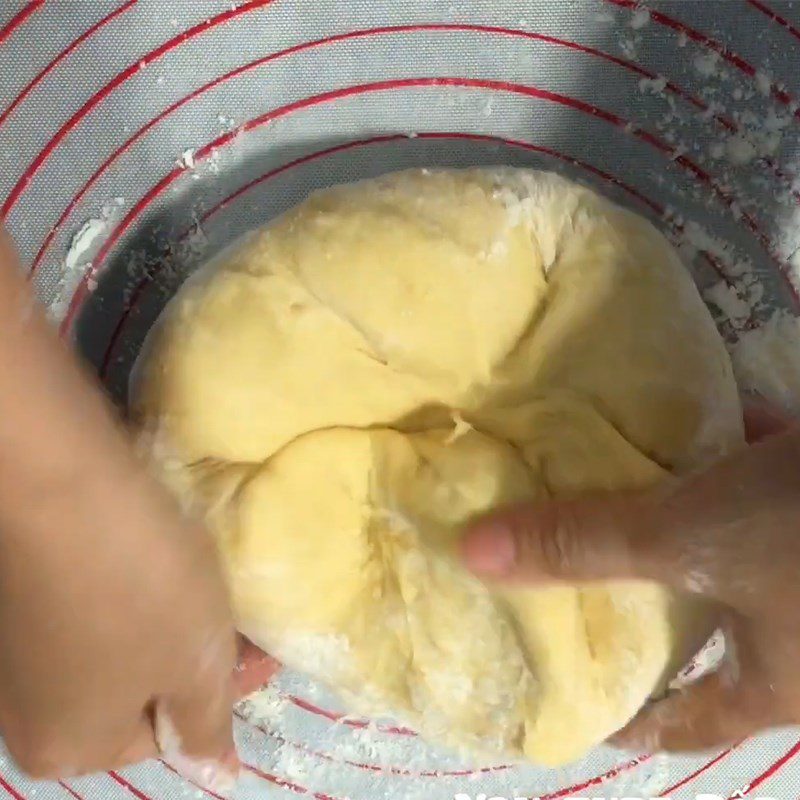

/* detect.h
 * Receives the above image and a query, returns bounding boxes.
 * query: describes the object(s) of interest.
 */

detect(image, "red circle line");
[0,0,140,131]
[107,772,151,800]
[58,781,85,800]
[0,0,46,47]
[747,0,800,42]
[0,0,276,220]
[237,703,651,800]
[159,760,226,800]
[662,742,738,795]
[96,131,747,377]
[234,706,512,778]
[281,692,415,737]
[26,22,741,282]
[243,762,339,800]
[726,737,800,798]
[605,0,798,107]
[0,773,26,800]
[64,76,788,336]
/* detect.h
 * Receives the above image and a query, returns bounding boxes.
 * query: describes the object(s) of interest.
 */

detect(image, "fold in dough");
[134,168,743,765]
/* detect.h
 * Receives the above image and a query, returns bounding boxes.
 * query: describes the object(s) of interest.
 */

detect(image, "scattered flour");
[240,684,290,728]
[47,217,109,321]
[703,281,753,324]
[729,311,800,413]
[754,69,772,97]
[177,148,196,170]
[64,217,106,272]
[638,75,667,95]
[724,134,759,165]
[629,7,650,29]
[693,50,721,78]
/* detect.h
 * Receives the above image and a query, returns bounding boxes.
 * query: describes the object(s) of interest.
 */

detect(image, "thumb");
[463,426,800,605]
[462,490,661,584]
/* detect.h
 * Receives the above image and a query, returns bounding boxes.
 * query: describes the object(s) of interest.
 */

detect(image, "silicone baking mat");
[2,1,800,797]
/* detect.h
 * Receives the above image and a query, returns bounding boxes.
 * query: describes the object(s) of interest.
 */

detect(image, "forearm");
[0,229,135,516]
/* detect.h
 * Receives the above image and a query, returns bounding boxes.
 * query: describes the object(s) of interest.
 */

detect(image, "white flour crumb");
[177,148,196,170]
[64,218,106,272]
[677,31,688,47]
[241,684,290,727]
[755,70,772,97]
[671,630,726,689]
[47,217,108,322]
[618,34,639,60]
[694,51,721,77]
[630,7,650,29]
[704,281,752,324]
[724,133,758,165]
[638,76,667,95]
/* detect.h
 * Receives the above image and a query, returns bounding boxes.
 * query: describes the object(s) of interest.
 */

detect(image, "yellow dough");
[133,169,743,765]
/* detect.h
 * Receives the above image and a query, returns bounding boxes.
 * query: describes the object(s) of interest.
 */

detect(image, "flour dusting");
[730,311,800,413]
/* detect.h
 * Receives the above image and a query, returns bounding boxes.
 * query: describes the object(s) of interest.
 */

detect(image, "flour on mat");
[730,311,800,412]
[47,217,108,322]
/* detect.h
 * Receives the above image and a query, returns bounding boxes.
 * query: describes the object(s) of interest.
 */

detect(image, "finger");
[155,696,238,796]
[742,400,795,443]
[464,427,800,605]
[610,672,767,753]
[235,637,280,698]
[157,625,239,793]
[9,715,159,780]
[462,490,661,583]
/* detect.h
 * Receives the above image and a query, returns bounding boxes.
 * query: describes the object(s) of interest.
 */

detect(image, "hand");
[0,229,272,789]
[462,402,800,752]
[0,456,244,787]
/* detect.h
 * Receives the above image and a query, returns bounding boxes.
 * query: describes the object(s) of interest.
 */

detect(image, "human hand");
[0,229,266,790]
[462,402,799,752]
[0,460,244,789]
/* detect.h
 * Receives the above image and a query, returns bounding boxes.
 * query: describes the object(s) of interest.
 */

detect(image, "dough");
[133,169,743,765]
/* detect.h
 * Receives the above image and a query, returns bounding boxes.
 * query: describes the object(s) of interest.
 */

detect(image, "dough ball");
[134,169,743,765]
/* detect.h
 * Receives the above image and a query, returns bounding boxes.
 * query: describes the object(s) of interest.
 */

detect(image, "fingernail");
[462,524,516,576]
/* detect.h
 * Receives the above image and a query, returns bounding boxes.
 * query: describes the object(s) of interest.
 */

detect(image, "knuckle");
[529,503,577,577]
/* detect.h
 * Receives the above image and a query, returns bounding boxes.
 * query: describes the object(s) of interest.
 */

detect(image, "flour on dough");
[133,169,743,765]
